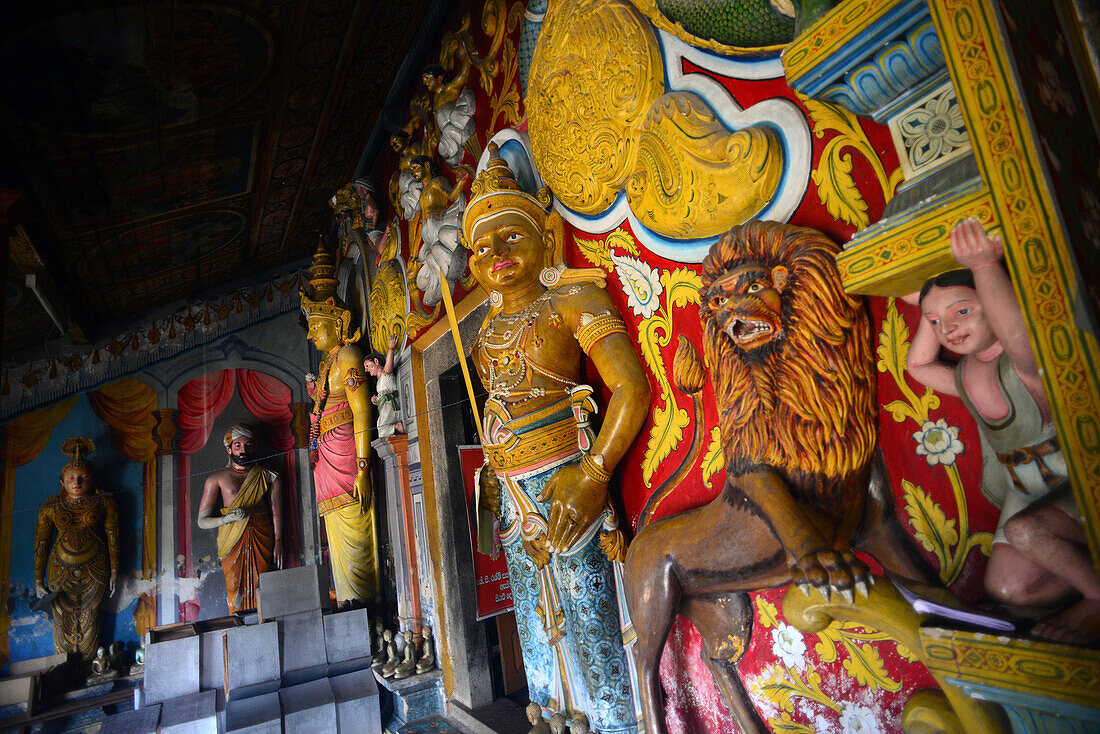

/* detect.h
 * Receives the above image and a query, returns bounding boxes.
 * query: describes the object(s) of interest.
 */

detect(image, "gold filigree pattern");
[528,0,784,238]
[369,259,408,354]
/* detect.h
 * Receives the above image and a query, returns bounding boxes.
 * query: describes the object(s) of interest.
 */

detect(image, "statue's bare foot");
[1031,599,1100,647]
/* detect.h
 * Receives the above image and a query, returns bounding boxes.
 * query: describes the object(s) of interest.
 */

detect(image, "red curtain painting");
[174,368,300,620]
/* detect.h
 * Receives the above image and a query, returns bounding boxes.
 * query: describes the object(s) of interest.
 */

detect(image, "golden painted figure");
[198,424,283,613]
[34,437,119,661]
[302,242,379,606]
[466,145,650,732]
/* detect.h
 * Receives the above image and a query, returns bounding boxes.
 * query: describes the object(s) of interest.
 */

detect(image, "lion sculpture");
[624,220,936,733]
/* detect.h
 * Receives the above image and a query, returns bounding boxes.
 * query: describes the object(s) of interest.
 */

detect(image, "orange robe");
[217,467,277,612]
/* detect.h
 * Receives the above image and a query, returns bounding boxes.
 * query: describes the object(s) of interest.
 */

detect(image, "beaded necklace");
[479,290,574,404]
[308,347,340,465]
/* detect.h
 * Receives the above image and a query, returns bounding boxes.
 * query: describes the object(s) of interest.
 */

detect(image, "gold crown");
[60,436,95,475]
[301,237,359,342]
[462,143,553,243]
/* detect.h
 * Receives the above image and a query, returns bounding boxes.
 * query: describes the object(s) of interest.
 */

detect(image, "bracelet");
[357,458,369,471]
[581,452,612,484]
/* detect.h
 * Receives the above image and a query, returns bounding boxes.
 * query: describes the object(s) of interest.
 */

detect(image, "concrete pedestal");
[280,609,328,685]
[325,607,373,676]
[160,689,217,734]
[144,634,200,705]
[280,677,337,733]
[374,669,444,733]
[331,668,381,734]
[224,622,281,700]
[99,703,161,733]
[225,691,282,734]
[258,564,329,621]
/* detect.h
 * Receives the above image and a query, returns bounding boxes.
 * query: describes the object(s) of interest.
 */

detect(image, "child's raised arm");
[951,218,1038,380]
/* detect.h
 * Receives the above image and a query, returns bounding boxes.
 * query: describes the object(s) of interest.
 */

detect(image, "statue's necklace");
[480,291,559,399]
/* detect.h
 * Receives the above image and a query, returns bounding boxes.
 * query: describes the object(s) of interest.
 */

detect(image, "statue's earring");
[539,263,564,287]
[490,290,503,307]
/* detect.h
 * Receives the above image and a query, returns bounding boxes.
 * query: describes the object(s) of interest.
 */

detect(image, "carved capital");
[152,409,177,456]
[291,402,312,449]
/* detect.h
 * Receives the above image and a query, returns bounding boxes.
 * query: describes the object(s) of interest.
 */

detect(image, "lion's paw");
[791,550,873,603]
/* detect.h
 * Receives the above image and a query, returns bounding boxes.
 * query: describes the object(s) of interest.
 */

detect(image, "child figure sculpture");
[907,218,1100,644]
[364,334,405,437]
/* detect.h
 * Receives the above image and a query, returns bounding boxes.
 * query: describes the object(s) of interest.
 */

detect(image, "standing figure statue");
[364,334,405,437]
[423,60,476,169]
[389,130,431,222]
[197,424,283,613]
[465,145,650,732]
[411,156,469,306]
[302,242,380,607]
[34,437,119,661]
[908,218,1100,644]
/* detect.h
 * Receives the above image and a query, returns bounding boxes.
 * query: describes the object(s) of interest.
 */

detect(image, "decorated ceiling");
[0,0,433,358]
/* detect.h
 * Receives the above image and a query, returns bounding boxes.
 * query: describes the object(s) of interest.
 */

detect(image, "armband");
[575,312,627,352]
[344,366,367,392]
[581,452,612,484]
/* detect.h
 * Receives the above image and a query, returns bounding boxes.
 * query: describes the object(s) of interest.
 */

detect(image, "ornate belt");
[482,399,579,475]
[319,405,354,435]
[997,436,1062,495]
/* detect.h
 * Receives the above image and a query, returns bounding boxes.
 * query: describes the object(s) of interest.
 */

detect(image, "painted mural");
[363,0,1089,731]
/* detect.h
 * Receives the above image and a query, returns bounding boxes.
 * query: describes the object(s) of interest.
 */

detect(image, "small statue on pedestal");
[393,629,417,679]
[415,626,435,673]
[571,714,590,734]
[130,644,145,676]
[526,703,549,734]
[381,629,399,678]
[85,646,118,686]
[372,619,387,667]
[549,714,568,734]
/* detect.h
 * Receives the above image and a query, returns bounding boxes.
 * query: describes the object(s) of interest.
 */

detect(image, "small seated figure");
[130,644,145,676]
[381,629,399,678]
[526,702,550,734]
[907,218,1100,644]
[85,646,118,685]
[415,625,435,673]
[364,334,405,437]
[372,619,387,667]
[393,629,417,679]
[549,713,568,734]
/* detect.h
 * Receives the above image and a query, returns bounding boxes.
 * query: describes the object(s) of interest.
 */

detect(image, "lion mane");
[700,221,876,506]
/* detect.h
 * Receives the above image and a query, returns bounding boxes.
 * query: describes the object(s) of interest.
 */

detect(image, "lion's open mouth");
[726,318,774,346]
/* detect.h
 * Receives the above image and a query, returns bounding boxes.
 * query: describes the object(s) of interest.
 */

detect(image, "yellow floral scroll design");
[754,596,907,729]
[801,95,904,230]
[877,299,992,585]
[478,0,526,132]
[575,228,702,486]
[700,426,723,488]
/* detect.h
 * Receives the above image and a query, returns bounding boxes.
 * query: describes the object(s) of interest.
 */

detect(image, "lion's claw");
[791,549,871,606]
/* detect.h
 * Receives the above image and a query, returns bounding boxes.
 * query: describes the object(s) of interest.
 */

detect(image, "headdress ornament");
[60,436,95,477]
[462,143,553,244]
[300,237,361,344]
